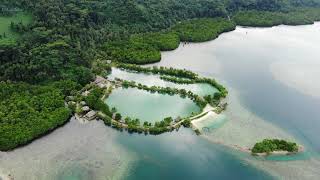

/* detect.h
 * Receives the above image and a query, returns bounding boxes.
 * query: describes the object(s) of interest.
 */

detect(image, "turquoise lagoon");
[105,87,200,122]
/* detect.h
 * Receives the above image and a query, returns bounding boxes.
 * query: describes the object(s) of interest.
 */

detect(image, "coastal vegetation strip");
[98,112,186,135]
[87,64,227,136]
[102,18,235,64]
[116,63,198,79]
[233,8,320,27]
[101,8,320,65]
[74,86,196,135]
[160,75,195,84]
[116,63,228,97]
[0,81,74,151]
[172,18,236,42]
[130,31,180,51]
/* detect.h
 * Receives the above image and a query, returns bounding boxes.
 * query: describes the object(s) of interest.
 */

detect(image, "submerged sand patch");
[200,88,297,150]
[245,156,320,180]
[0,118,135,180]
[198,88,320,179]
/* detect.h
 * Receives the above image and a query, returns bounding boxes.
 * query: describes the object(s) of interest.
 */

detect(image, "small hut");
[82,90,90,96]
[85,110,96,121]
[81,106,90,112]
[174,117,181,123]
[94,76,110,88]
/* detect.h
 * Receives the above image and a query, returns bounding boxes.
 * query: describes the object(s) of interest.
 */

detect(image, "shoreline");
[252,145,305,157]
[202,135,305,157]
[191,111,218,130]
[189,104,305,157]
[71,75,219,135]
[0,118,136,180]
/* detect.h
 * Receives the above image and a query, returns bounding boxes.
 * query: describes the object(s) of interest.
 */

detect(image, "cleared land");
[0,12,32,43]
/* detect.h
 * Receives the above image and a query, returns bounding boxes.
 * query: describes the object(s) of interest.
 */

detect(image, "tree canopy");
[0,82,71,151]
[1,0,320,80]
[252,139,299,154]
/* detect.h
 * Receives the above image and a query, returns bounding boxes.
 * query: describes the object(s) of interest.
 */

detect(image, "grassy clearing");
[0,12,33,43]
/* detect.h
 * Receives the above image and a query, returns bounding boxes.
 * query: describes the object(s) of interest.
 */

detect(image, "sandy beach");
[191,111,219,130]
[202,89,298,148]
[189,88,305,158]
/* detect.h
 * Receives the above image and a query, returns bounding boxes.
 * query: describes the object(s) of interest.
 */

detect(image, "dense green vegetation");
[0,82,71,151]
[102,2,320,64]
[234,8,320,27]
[117,63,198,79]
[103,40,161,64]
[173,18,235,42]
[97,100,176,135]
[160,75,195,84]
[1,0,320,83]
[160,75,228,97]
[194,129,201,135]
[103,18,235,64]
[131,31,180,51]
[84,86,112,117]
[98,113,112,126]
[181,118,191,128]
[0,38,95,84]
[252,139,299,154]
[104,31,180,64]
[204,92,223,106]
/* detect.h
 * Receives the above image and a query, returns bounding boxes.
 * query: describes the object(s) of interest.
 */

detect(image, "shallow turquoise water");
[197,114,227,132]
[106,87,200,122]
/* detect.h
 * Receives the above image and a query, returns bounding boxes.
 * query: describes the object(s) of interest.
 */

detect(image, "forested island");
[1,0,319,151]
[252,139,300,155]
